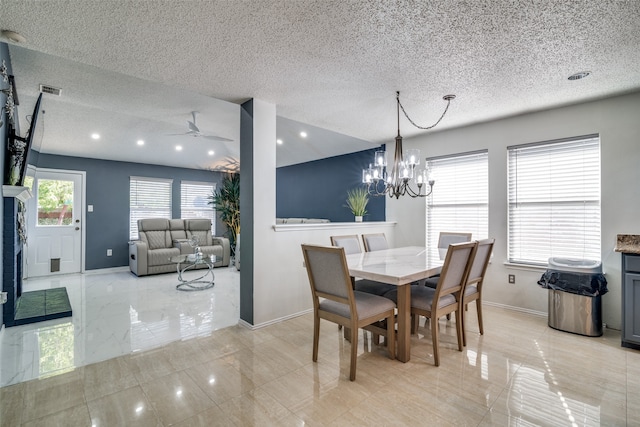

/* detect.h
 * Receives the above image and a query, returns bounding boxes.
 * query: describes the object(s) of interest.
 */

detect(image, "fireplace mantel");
[2,185,32,202]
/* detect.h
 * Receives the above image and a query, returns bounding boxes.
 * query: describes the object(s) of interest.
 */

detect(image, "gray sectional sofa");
[129,218,230,276]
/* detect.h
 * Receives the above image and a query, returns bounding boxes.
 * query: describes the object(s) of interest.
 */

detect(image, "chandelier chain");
[397,95,452,130]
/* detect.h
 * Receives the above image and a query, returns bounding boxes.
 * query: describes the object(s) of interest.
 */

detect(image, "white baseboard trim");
[483,301,546,318]
[238,308,314,330]
[83,266,131,275]
[238,304,544,330]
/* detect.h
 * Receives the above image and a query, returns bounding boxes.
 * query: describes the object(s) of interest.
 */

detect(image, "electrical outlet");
[107,249,112,256]
[508,274,515,284]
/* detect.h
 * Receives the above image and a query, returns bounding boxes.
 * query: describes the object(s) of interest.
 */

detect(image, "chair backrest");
[185,219,214,246]
[435,241,478,300]
[362,233,388,252]
[438,232,473,249]
[137,218,172,250]
[466,238,495,289]
[301,244,354,307]
[330,235,362,255]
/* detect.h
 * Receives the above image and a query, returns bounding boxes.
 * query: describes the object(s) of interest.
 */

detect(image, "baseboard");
[483,301,546,318]
[83,266,130,275]
[238,308,314,330]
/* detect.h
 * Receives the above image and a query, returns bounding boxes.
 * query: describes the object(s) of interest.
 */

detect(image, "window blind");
[507,135,601,265]
[181,181,216,233]
[426,150,488,267]
[129,177,172,240]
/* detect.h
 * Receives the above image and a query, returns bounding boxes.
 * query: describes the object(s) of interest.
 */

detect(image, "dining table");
[345,246,440,363]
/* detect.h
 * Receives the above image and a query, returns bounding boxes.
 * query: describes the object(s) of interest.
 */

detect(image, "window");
[35,178,74,226]
[508,135,601,266]
[181,181,216,233]
[426,150,488,267]
[130,177,172,239]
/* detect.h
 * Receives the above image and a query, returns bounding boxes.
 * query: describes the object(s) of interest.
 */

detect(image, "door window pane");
[37,179,74,226]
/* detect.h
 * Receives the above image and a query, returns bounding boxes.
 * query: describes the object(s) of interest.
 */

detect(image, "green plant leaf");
[345,187,369,216]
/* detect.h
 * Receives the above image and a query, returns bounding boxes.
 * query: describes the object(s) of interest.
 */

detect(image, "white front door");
[25,169,84,277]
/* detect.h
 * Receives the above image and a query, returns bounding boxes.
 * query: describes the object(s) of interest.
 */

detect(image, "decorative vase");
[355,216,363,222]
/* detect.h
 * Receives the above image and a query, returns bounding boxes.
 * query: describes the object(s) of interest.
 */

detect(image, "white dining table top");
[345,246,441,286]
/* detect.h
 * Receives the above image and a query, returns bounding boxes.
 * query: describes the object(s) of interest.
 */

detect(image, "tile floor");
[1,268,639,426]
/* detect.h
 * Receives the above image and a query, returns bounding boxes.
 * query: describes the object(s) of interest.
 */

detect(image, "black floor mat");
[14,288,72,326]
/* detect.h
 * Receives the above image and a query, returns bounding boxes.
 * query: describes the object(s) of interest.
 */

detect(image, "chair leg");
[386,314,396,360]
[477,300,484,335]
[411,314,419,334]
[431,315,440,366]
[455,309,463,351]
[461,303,467,347]
[349,324,358,381]
[312,314,320,362]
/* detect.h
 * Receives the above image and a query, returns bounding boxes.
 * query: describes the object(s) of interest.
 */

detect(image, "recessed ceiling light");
[208,150,214,155]
[137,140,145,146]
[1,30,26,44]
[568,71,591,81]
[300,131,307,138]
[175,145,183,151]
[276,139,283,145]
[91,133,100,140]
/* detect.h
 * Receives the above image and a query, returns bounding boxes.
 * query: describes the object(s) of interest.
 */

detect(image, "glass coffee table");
[169,254,216,291]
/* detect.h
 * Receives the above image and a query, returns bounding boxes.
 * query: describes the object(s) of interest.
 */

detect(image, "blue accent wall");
[34,153,228,270]
[276,148,386,222]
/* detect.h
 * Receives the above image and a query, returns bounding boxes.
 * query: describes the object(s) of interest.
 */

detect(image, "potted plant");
[345,187,369,222]
[209,173,240,267]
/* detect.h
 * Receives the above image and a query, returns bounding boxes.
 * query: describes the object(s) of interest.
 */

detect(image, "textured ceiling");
[1,0,639,170]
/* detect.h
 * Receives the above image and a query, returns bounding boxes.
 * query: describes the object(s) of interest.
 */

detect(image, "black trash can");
[538,258,607,337]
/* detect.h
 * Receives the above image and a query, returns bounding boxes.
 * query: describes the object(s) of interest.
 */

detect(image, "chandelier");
[362,91,455,199]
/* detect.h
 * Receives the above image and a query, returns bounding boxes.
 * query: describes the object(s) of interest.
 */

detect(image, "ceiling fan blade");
[202,135,233,142]
[187,120,200,133]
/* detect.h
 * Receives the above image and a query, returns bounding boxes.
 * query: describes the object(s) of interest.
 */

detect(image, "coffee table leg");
[396,284,411,362]
[176,262,214,291]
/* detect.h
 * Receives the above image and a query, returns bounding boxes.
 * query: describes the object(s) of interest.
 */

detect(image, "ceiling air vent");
[39,84,62,96]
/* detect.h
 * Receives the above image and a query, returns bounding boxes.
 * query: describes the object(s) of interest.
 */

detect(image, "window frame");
[507,134,601,266]
[425,150,489,267]
[129,176,173,240]
[180,180,216,233]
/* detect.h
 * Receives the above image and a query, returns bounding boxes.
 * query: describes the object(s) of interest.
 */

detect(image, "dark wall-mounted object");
[4,92,41,186]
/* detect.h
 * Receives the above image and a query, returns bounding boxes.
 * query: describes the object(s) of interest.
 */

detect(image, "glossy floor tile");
[1,267,638,426]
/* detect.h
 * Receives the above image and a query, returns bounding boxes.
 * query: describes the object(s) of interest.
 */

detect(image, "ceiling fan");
[168,111,233,142]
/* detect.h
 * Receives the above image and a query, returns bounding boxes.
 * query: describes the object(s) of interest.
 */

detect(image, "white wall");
[388,91,640,329]
[253,222,397,327]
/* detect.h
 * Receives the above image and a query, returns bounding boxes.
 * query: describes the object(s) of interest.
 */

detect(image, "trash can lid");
[547,257,602,274]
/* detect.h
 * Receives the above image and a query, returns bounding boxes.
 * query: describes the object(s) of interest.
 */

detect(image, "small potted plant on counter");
[345,187,369,222]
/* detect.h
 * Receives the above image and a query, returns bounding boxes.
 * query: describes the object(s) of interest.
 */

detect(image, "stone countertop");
[615,234,640,254]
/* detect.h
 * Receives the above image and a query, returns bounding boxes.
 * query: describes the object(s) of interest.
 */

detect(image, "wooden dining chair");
[301,244,396,381]
[362,233,388,252]
[330,235,362,255]
[425,231,473,283]
[383,241,477,366]
[461,238,494,346]
[330,235,395,296]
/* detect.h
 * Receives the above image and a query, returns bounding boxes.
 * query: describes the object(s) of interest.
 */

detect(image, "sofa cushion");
[148,247,180,266]
[185,219,214,245]
[138,218,170,232]
[169,219,187,240]
[145,230,170,250]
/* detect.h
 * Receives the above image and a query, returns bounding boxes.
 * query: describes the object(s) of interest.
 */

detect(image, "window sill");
[503,262,548,272]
